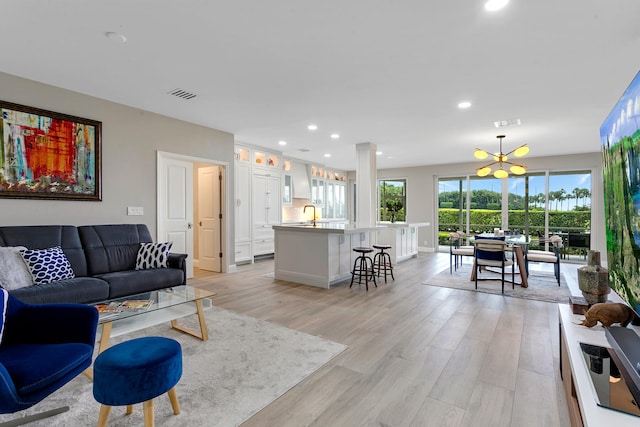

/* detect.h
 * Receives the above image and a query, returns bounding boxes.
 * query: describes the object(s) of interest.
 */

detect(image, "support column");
[356,142,377,227]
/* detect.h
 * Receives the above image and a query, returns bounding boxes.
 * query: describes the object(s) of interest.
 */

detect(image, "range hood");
[290,161,311,199]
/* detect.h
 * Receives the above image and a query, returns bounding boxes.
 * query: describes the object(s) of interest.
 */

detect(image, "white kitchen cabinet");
[234,161,252,263]
[234,144,282,264]
[252,168,281,256]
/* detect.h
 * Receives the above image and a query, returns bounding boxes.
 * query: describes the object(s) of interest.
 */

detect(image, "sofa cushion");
[9,277,110,304]
[19,247,75,285]
[0,246,33,291]
[135,242,173,270]
[0,226,88,277]
[98,269,185,299]
[79,225,153,276]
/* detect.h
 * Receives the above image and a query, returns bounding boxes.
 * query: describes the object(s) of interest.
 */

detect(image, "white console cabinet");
[558,304,639,426]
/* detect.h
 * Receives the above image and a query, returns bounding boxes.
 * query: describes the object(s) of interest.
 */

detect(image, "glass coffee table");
[86,285,215,379]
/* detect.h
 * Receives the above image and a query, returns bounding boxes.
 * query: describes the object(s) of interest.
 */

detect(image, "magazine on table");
[95,299,154,316]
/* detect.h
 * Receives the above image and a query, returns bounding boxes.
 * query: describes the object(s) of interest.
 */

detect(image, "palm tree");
[580,187,591,208]
[572,188,580,210]
[557,189,567,210]
[549,190,559,210]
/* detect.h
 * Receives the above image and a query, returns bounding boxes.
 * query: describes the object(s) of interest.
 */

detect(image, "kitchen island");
[272,223,383,288]
[376,222,429,263]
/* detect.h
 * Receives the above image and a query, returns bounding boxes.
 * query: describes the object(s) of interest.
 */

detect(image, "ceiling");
[1,1,640,171]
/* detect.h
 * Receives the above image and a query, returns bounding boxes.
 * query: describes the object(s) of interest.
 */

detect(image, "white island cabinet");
[376,223,428,263]
[273,224,382,288]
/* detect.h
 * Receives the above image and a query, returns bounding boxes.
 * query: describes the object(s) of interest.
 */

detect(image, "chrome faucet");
[303,204,317,227]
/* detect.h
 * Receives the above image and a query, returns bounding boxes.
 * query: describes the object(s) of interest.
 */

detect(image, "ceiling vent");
[167,88,197,100]
[494,118,521,128]
[298,148,311,152]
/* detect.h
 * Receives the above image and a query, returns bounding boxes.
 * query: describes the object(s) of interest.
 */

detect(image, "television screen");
[600,70,640,316]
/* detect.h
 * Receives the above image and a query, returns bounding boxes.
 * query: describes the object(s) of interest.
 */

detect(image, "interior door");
[198,165,221,272]
[157,153,194,278]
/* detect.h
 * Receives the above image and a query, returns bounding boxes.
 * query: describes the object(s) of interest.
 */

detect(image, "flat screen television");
[600,70,640,319]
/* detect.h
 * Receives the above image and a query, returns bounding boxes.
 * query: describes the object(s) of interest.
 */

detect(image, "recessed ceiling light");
[376,151,383,155]
[324,153,331,158]
[105,31,127,43]
[458,101,472,109]
[307,124,318,131]
[485,0,509,11]
[330,133,340,139]
[278,140,287,146]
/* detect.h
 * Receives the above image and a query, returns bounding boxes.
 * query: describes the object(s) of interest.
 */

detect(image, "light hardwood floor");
[188,251,576,427]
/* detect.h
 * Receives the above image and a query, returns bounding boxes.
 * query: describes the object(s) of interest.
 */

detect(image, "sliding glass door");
[438,170,592,255]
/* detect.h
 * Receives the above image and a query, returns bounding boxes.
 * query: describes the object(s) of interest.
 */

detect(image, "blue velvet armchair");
[0,292,98,424]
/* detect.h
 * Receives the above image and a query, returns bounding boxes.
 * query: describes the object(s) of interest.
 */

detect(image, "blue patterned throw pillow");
[135,242,173,270]
[19,246,75,285]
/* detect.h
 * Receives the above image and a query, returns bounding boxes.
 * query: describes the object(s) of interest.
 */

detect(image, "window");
[378,179,406,222]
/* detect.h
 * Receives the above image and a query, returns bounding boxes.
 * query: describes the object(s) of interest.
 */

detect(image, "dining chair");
[474,238,514,293]
[449,231,474,273]
[525,235,562,285]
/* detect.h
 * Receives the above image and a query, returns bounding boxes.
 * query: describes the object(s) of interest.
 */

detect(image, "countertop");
[377,222,430,228]
[273,223,384,234]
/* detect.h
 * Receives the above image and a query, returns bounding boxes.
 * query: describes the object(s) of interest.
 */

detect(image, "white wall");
[0,72,235,243]
[377,152,605,258]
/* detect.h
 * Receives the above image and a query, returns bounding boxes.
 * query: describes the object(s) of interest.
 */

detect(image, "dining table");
[468,233,531,288]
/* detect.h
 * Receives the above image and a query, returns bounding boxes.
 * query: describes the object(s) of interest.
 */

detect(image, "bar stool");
[373,244,394,283]
[350,247,377,291]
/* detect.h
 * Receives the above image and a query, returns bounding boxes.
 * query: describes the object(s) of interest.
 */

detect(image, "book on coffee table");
[120,299,154,311]
[94,299,154,315]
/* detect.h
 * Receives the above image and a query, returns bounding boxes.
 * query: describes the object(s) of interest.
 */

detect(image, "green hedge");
[438,208,590,233]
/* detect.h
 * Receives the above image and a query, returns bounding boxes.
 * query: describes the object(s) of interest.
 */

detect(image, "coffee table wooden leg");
[84,322,113,380]
[171,299,209,341]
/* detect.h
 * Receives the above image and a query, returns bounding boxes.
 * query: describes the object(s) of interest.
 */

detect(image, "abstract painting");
[0,100,101,200]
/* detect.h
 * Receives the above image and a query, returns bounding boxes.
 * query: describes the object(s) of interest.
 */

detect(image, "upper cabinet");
[253,150,280,170]
[235,145,251,163]
[324,169,347,219]
[282,159,292,205]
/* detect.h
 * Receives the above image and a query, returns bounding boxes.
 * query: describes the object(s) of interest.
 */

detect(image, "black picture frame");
[0,100,102,201]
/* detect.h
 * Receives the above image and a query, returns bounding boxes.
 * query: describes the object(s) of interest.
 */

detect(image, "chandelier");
[474,135,529,179]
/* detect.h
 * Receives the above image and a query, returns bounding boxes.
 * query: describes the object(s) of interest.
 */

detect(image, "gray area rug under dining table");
[423,263,570,303]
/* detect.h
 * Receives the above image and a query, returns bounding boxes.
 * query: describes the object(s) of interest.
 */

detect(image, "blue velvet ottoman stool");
[93,336,182,427]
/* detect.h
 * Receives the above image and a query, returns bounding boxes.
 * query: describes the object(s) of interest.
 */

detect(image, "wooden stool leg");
[143,400,154,427]
[126,405,134,415]
[97,405,111,427]
[168,387,181,415]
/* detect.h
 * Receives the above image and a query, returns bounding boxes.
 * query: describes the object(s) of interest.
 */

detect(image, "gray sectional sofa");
[0,224,187,304]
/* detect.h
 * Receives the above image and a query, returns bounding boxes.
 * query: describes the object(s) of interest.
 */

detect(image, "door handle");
[188,223,193,229]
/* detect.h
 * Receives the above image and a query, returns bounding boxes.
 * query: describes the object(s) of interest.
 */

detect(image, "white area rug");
[0,307,346,426]
[423,264,570,303]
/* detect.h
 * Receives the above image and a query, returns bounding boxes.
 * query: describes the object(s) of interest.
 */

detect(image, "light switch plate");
[127,206,144,216]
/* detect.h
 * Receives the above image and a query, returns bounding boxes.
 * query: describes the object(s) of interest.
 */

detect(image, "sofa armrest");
[5,303,98,346]
[168,252,188,285]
